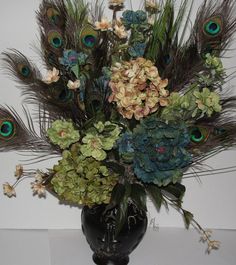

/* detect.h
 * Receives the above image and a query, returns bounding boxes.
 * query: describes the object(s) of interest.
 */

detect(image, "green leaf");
[183,210,194,229]
[83,113,105,130]
[115,183,131,236]
[131,184,147,212]
[107,183,126,210]
[103,161,125,176]
[71,64,80,79]
[162,182,186,201]
[115,199,128,234]
[146,184,163,210]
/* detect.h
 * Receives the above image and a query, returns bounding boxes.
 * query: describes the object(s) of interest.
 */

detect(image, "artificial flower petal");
[95,18,112,31]
[31,182,46,197]
[67,80,81,90]
[43,67,60,84]
[114,24,128,39]
[14,164,23,179]
[3,183,16,198]
[109,57,169,120]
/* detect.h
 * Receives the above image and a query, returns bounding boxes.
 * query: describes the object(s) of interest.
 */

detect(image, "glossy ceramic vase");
[81,203,148,265]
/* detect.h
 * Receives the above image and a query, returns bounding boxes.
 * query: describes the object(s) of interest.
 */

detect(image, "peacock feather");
[80,25,99,49]
[0,106,59,154]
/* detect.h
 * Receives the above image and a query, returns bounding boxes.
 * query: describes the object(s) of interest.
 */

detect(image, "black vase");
[81,203,148,265]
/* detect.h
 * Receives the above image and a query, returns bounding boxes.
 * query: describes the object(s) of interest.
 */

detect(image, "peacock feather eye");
[0,120,15,139]
[47,8,60,25]
[80,26,98,49]
[18,64,31,77]
[204,16,223,37]
[190,127,210,144]
[82,35,97,48]
[48,30,63,49]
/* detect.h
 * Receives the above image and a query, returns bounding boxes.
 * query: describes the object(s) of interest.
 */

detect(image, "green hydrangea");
[47,120,80,149]
[161,87,222,121]
[205,53,224,75]
[51,146,119,206]
[193,88,222,118]
[80,121,121,161]
[161,92,196,121]
[197,74,218,87]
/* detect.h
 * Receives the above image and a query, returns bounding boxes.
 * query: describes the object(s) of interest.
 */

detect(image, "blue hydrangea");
[132,117,191,186]
[136,10,147,23]
[128,42,147,58]
[59,50,79,68]
[122,10,147,29]
[59,50,88,70]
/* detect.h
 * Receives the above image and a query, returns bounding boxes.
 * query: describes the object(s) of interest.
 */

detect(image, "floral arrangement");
[2,0,236,255]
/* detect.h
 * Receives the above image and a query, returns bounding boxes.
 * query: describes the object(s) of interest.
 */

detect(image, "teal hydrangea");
[122,10,148,29]
[132,117,191,186]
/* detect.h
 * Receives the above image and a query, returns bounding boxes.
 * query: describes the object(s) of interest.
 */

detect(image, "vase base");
[93,254,129,265]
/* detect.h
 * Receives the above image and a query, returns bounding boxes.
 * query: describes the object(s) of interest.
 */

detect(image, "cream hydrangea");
[109,57,169,120]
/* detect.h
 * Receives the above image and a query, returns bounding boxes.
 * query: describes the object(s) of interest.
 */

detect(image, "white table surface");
[0,228,235,265]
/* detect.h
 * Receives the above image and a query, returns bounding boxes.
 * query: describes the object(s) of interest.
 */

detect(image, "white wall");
[0,0,236,229]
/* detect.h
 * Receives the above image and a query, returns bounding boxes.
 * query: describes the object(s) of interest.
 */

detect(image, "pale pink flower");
[43,67,60,84]
[114,24,128,39]
[95,18,112,31]
[67,80,81,90]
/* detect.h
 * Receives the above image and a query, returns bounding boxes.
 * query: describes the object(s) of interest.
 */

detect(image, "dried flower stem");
[163,195,220,253]
[112,9,118,23]
[12,175,35,188]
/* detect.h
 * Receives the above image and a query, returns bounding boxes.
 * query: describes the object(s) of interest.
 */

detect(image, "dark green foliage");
[162,182,186,201]
[146,184,163,210]
[183,210,194,229]
[114,183,131,236]
[131,184,147,212]
[106,183,126,211]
